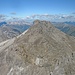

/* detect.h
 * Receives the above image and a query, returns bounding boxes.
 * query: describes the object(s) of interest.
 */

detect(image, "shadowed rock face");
[0,20,75,75]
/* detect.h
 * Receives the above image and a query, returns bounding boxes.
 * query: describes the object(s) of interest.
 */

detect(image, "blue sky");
[0,0,75,22]
[0,0,75,17]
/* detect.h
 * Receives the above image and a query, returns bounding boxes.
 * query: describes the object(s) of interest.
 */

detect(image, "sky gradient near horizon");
[0,0,75,17]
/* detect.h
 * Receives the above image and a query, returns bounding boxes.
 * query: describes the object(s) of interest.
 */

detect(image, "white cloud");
[1,13,75,22]
[26,16,31,19]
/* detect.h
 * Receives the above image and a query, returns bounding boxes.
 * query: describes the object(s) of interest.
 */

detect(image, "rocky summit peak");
[33,20,41,24]
[33,20,51,25]
[29,20,54,35]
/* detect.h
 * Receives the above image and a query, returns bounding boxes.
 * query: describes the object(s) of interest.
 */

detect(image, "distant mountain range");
[0,22,7,26]
[52,22,75,36]
[0,20,75,42]
[0,22,30,42]
[64,21,75,26]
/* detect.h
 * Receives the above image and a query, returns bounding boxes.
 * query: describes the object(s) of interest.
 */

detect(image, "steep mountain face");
[0,20,75,75]
[52,22,75,36]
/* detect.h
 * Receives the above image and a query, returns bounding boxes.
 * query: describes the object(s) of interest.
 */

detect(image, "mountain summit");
[0,20,75,75]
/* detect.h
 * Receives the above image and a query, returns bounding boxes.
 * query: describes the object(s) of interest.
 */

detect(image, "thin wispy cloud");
[10,12,16,15]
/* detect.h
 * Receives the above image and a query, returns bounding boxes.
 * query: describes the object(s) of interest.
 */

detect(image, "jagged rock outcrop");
[0,20,75,75]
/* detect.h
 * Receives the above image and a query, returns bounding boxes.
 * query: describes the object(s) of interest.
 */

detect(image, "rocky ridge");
[0,20,75,75]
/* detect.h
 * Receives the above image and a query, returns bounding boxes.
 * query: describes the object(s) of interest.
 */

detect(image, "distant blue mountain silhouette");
[0,22,7,26]
[64,21,75,26]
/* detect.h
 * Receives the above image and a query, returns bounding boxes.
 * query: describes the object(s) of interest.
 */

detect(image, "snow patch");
[7,68,13,75]
[0,40,9,47]
[35,58,40,65]
[17,29,28,38]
